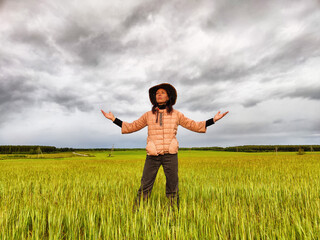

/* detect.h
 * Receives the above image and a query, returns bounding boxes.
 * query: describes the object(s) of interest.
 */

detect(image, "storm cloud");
[0,0,319,148]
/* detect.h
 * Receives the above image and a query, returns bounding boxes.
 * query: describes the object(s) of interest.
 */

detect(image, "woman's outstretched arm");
[205,111,229,127]
[101,110,147,134]
[178,110,229,133]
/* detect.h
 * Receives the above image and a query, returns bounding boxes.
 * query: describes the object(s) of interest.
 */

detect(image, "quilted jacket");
[122,109,206,156]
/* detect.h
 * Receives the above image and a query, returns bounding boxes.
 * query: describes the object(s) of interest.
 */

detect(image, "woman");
[101,83,228,209]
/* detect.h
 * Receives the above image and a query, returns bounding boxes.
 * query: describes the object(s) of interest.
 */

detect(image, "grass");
[0,150,319,239]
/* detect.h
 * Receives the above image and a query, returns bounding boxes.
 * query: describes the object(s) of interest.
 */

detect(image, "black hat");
[149,83,177,105]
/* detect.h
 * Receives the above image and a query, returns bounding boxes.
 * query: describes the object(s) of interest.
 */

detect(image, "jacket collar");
[157,104,166,110]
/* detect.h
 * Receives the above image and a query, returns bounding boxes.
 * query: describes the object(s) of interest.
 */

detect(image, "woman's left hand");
[213,111,229,123]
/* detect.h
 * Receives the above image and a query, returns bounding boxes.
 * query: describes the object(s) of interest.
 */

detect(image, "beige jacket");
[122,109,206,156]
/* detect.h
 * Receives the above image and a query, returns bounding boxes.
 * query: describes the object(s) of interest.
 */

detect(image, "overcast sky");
[0,0,319,149]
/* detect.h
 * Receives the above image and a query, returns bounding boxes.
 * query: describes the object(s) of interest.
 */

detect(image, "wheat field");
[0,150,319,239]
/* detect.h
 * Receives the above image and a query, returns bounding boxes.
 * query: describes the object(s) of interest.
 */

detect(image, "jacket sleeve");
[178,111,206,133]
[121,112,148,134]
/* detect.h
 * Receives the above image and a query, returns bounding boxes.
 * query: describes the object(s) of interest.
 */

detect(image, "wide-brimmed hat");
[149,83,177,105]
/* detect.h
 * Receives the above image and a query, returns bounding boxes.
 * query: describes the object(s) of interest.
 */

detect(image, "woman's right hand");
[101,110,115,121]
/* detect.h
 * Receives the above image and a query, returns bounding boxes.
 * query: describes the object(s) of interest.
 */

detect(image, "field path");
[72,152,89,157]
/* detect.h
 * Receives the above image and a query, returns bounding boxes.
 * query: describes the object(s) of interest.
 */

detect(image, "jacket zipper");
[160,112,164,154]
[160,113,163,126]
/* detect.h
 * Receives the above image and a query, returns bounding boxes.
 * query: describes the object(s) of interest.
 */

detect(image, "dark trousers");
[135,153,179,208]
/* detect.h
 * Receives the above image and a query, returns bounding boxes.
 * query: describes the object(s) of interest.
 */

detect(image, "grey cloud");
[145,39,319,91]
[5,1,55,52]
[242,99,261,108]
[56,22,104,66]
[219,122,273,135]
[273,119,283,124]
[145,69,181,86]
[204,0,318,32]
[53,1,173,67]
[55,21,133,66]
[0,76,94,125]
[173,64,251,87]
[312,120,320,131]
[10,27,49,50]
[0,76,38,108]
[112,92,135,103]
[122,0,206,30]
[269,86,320,101]
[203,0,275,30]
[6,27,63,75]
[286,86,320,100]
[56,20,94,46]
[96,79,149,100]
[122,0,166,30]
[177,93,224,112]
[0,0,8,11]
[155,32,319,88]
[240,85,320,109]
[112,109,146,119]
[215,118,315,137]
[200,64,250,83]
[0,76,38,124]
[76,32,124,66]
[290,118,320,133]
[255,35,320,75]
[201,1,320,84]
[192,34,319,88]
[6,2,131,68]
[46,89,94,112]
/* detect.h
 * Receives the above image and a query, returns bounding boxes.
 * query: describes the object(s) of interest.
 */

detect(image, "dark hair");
[152,98,173,114]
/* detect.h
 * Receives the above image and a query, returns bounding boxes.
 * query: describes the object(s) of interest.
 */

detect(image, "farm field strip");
[0,151,319,239]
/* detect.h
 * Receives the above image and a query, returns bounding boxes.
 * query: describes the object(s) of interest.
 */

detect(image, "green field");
[0,150,320,239]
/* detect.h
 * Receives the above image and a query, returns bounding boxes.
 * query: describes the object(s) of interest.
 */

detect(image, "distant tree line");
[179,145,320,152]
[223,145,320,152]
[0,145,319,154]
[180,147,225,151]
[0,145,79,154]
[0,145,145,154]
[0,145,57,154]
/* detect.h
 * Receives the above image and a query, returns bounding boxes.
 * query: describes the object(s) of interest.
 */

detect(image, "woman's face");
[156,88,169,105]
